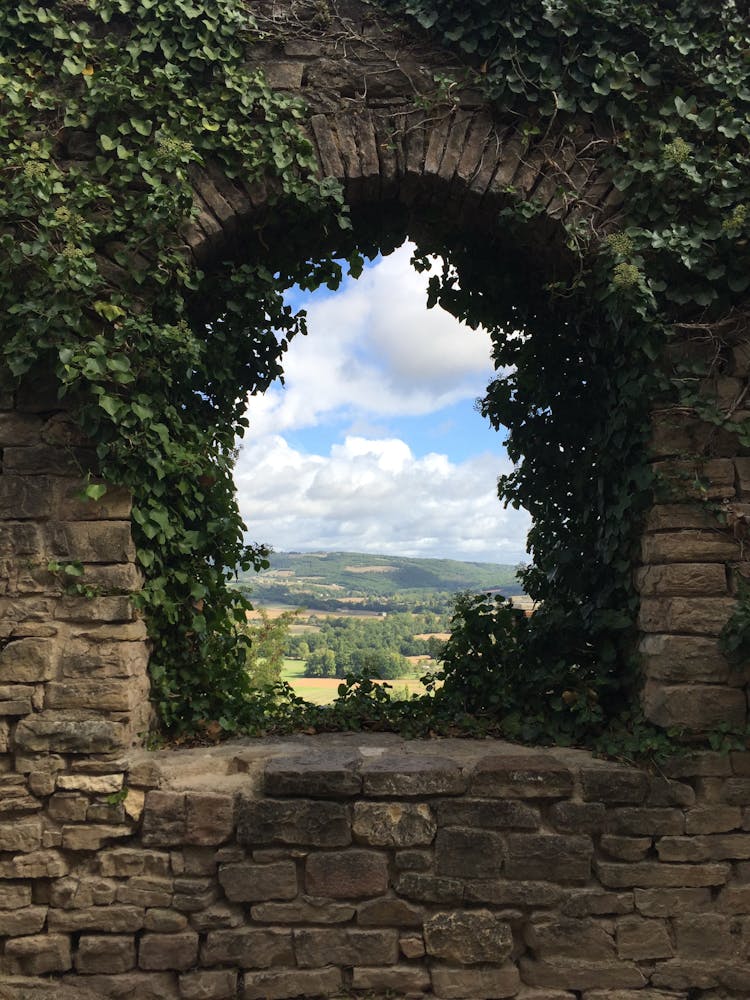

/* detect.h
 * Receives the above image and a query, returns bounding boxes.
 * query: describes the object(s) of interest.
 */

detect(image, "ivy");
[1,0,749,749]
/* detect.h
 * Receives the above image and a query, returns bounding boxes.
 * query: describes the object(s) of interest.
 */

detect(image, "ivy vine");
[1,0,749,749]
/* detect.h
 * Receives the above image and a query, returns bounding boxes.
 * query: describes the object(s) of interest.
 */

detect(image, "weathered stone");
[60,971,179,1000]
[435,826,504,878]
[636,561,728,595]
[717,885,750,912]
[47,521,135,563]
[0,849,68,880]
[616,915,674,959]
[190,902,245,932]
[357,897,423,927]
[142,791,187,845]
[396,872,464,903]
[0,884,33,909]
[305,849,387,897]
[48,905,144,933]
[645,776,696,807]
[99,847,171,878]
[0,905,47,936]
[353,801,436,846]
[352,965,431,992]
[5,934,72,975]
[596,860,729,888]
[549,801,607,833]
[241,968,342,1000]
[75,935,136,974]
[606,807,684,837]
[431,964,521,999]
[644,682,747,730]
[14,712,128,753]
[424,909,512,964]
[0,638,56,682]
[465,878,567,907]
[179,969,239,1000]
[201,928,294,968]
[361,754,466,796]
[173,876,220,912]
[236,797,351,847]
[394,848,433,871]
[640,633,735,684]
[524,916,616,963]
[145,907,189,932]
[470,753,573,798]
[117,876,174,908]
[46,679,133,712]
[50,875,117,908]
[520,958,646,991]
[61,824,133,851]
[505,833,592,884]
[437,797,539,829]
[139,931,199,971]
[218,861,297,902]
[722,777,750,804]
[600,835,652,861]
[562,891,633,917]
[250,896,355,924]
[634,886,711,916]
[0,817,42,852]
[263,753,361,798]
[293,927,398,968]
[185,793,234,845]
[674,912,741,957]
[580,767,649,804]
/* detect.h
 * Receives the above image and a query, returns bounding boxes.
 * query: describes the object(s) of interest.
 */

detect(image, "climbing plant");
[1,0,749,745]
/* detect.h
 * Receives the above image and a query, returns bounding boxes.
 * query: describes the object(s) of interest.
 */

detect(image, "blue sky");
[234,244,531,564]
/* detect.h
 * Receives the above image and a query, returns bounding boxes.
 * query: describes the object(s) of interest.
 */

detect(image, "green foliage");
[241,609,298,689]
[298,612,433,679]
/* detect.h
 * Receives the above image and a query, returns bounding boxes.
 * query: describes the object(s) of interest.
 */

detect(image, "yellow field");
[281,659,430,706]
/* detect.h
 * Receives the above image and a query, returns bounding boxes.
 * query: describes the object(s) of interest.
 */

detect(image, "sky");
[234,244,531,565]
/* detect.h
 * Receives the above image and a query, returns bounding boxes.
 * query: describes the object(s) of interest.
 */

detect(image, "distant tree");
[241,608,297,688]
[304,647,337,678]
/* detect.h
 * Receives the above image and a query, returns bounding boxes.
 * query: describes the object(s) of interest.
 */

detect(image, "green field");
[280,658,430,705]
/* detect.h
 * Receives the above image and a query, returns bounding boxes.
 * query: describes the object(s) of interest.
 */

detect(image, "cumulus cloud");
[235,244,530,564]
[244,244,497,438]
[235,435,531,564]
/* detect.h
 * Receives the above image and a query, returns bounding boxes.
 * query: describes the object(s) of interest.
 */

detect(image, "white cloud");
[244,244,497,438]
[235,434,531,564]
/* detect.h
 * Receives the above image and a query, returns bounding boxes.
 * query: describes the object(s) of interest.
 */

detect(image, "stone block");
[47,679,135,713]
[185,793,234,846]
[606,807,684,836]
[0,849,68,880]
[0,884,32,909]
[201,928,294,968]
[639,596,736,635]
[305,848,387,897]
[470,753,573,798]
[179,969,239,1000]
[636,562,728,596]
[352,965,431,992]
[722,777,750,804]
[50,875,117,909]
[0,474,54,519]
[674,912,740,957]
[357,897,423,927]
[218,861,297,902]
[616,915,673,959]
[520,958,646,991]
[353,801,436,846]
[395,872,464,903]
[0,905,47,936]
[549,801,606,833]
[236,797,350,847]
[263,754,361,798]
[241,968,342,1000]
[99,847,171,878]
[717,885,750,912]
[600,835,651,861]
[641,529,739,563]
[60,639,148,680]
[190,902,245,932]
[47,521,135,563]
[580,767,649,804]
[0,522,44,556]
[142,791,187,845]
[48,905,144,933]
[117,876,174,908]
[640,633,736,685]
[424,910,512,964]
[57,773,123,794]
[0,817,42,852]
[75,934,136,974]
[562,891,633,917]
[361,754,466,796]
[14,712,128,752]
[437,798,539,830]
[0,637,56,682]
[431,964,521,999]
[643,681,747,730]
[139,931,199,971]
[435,826,504,878]
[61,824,133,851]
[505,833,592,884]
[524,917,616,960]
[251,896,354,924]
[293,927,398,968]
[173,876,220,912]
[464,878,566,907]
[5,933,72,975]
[595,860,729,889]
[145,908,189,932]
[634,886,711,916]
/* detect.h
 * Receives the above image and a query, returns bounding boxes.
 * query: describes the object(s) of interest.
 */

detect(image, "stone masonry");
[3,735,750,998]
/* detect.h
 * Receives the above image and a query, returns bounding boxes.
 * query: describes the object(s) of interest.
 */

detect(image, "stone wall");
[3,735,750,999]
[0,374,149,765]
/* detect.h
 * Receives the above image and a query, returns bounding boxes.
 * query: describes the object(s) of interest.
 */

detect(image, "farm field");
[281,658,431,705]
